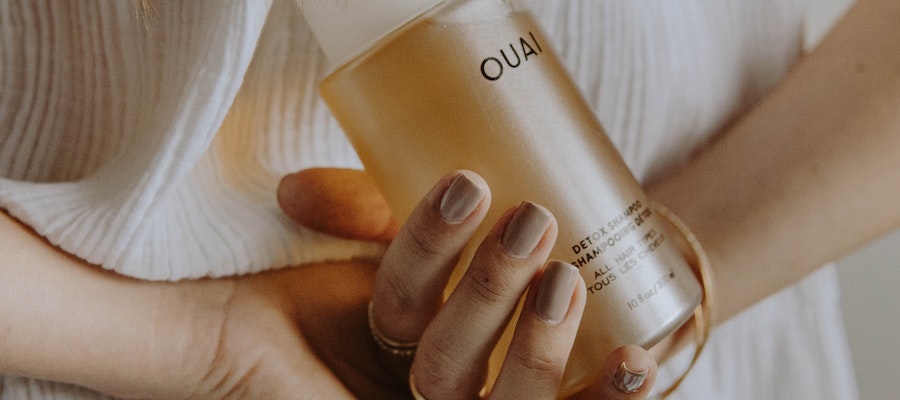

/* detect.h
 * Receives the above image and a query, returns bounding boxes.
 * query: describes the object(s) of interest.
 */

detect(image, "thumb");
[277,168,399,243]
[570,345,657,400]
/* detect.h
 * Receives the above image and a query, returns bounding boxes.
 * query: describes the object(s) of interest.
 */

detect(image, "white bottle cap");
[301,0,444,66]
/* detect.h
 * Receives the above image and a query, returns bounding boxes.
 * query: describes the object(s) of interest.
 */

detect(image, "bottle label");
[566,200,669,296]
[479,31,544,81]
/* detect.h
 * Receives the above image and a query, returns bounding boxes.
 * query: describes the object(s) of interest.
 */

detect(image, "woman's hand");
[0,211,393,399]
[278,168,658,399]
[0,167,655,400]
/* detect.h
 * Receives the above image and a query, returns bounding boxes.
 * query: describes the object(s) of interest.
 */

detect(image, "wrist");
[0,211,232,398]
[122,277,236,399]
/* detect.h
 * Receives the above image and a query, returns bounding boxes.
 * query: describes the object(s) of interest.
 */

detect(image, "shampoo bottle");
[302,0,703,395]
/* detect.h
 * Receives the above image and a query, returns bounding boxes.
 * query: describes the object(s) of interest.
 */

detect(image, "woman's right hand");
[279,168,658,399]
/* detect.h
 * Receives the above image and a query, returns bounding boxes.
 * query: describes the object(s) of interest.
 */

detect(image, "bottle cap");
[301,0,444,66]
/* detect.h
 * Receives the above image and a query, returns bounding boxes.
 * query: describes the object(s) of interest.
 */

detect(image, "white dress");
[0,0,858,398]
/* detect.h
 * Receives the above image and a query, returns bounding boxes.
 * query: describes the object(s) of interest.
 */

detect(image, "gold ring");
[409,372,428,400]
[368,301,418,357]
[410,372,487,400]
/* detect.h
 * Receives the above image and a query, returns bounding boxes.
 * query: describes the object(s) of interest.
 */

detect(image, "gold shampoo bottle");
[303,0,702,396]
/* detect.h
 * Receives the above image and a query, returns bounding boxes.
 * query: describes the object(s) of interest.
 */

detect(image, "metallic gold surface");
[320,6,702,395]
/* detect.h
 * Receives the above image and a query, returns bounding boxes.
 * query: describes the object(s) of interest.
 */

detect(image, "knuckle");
[508,347,563,376]
[381,271,418,314]
[373,273,431,341]
[402,216,447,259]
[464,265,513,304]
[414,335,467,394]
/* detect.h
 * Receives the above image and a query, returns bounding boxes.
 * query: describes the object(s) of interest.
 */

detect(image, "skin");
[1,0,898,398]
[648,0,900,324]
[0,171,655,399]
[0,211,383,399]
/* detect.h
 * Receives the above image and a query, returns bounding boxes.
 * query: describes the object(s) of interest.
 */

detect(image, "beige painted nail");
[439,174,485,223]
[535,260,578,325]
[501,201,552,257]
[614,362,649,394]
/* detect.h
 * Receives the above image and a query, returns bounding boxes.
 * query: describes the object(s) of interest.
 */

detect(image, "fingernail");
[614,362,649,394]
[439,174,485,223]
[535,260,578,325]
[501,201,552,257]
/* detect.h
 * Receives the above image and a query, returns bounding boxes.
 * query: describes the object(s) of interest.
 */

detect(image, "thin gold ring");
[367,301,418,357]
[410,372,487,400]
[409,372,428,400]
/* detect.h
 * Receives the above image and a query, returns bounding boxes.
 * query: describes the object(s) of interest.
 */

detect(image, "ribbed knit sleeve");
[0,0,383,280]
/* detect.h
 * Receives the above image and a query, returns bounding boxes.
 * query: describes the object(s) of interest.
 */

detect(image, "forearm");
[648,0,900,322]
[0,211,227,398]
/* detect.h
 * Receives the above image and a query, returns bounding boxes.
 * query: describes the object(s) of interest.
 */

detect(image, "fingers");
[570,345,657,400]
[346,170,657,399]
[277,168,399,243]
[410,201,557,399]
[489,260,585,399]
[279,169,658,399]
[370,171,491,353]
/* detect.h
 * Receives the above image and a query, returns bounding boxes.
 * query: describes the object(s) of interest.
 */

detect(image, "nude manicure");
[614,362,649,394]
[535,260,578,325]
[501,201,552,257]
[439,174,485,223]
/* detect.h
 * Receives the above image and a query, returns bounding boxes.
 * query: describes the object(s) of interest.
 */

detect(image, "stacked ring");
[409,372,486,400]
[408,373,428,400]
[367,301,418,357]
